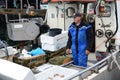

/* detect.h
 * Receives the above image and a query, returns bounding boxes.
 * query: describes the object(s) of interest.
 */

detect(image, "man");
[66,13,94,67]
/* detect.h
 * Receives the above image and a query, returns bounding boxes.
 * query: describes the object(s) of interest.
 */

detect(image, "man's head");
[73,13,82,25]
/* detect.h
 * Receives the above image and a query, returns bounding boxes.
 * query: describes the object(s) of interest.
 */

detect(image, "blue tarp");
[29,47,45,56]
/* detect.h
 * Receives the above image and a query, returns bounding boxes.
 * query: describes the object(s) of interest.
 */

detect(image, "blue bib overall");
[69,24,91,67]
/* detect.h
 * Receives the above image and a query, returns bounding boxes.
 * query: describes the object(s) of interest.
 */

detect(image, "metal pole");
[6,0,8,9]
[5,0,8,24]
[21,0,23,9]
[64,50,120,80]
[5,14,8,23]
[18,13,21,20]
[64,3,66,30]
[36,0,38,9]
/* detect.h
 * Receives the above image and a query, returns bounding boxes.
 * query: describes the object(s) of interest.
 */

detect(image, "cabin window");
[99,5,111,17]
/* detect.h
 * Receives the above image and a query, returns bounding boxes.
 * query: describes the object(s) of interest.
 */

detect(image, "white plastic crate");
[40,31,68,45]
[40,31,68,51]
[42,41,67,51]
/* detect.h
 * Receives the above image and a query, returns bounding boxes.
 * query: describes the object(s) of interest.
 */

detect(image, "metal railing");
[64,50,120,80]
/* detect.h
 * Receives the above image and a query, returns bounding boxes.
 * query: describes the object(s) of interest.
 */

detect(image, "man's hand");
[86,50,90,55]
[66,49,71,54]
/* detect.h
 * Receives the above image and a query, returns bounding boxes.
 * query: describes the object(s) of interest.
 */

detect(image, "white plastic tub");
[35,66,79,80]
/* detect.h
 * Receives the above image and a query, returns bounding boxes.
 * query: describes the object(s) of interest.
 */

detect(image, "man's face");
[74,16,81,25]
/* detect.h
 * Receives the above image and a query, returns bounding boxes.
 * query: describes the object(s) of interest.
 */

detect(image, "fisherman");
[66,13,94,67]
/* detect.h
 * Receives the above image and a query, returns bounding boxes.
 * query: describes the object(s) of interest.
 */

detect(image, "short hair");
[73,12,82,18]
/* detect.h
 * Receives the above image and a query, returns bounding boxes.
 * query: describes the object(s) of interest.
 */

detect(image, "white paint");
[115,1,120,45]
[47,3,65,30]
[95,3,116,52]
[47,3,77,30]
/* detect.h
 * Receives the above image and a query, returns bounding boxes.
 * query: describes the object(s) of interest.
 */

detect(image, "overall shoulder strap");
[86,24,92,29]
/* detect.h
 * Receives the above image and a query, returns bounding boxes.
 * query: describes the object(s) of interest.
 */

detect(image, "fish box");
[13,54,46,69]
[40,31,68,45]
[35,66,79,80]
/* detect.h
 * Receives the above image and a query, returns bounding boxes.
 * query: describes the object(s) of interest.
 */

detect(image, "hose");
[105,0,118,49]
